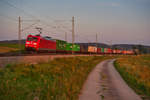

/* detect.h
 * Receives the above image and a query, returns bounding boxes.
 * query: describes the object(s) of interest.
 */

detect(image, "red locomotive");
[25,35,56,52]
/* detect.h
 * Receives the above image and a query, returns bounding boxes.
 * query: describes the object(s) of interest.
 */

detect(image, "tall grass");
[0,56,111,100]
[114,55,150,99]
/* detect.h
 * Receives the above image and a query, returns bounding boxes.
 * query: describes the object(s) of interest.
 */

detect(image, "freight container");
[113,50,117,54]
[122,50,127,54]
[128,50,134,55]
[94,47,97,53]
[73,44,80,51]
[116,50,121,54]
[88,46,97,53]
[104,48,108,53]
[65,43,80,52]
[80,45,88,53]
[101,48,105,53]
[123,50,134,55]
[56,39,67,51]
[97,48,101,54]
[107,48,112,54]
[66,43,72,51]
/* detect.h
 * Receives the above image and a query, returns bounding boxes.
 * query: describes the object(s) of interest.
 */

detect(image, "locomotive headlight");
[26,42,30,44]
[33,43,37,45]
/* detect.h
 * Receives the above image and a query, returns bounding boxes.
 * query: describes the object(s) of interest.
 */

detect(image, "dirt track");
[79,59,141,100]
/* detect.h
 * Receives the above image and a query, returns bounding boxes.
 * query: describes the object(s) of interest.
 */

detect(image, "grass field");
[0,43,24,53]
[0,56,113,100]
[114,55,150,99]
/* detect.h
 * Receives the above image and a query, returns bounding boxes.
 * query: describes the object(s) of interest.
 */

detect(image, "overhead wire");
[1,0,71,30]
[75,33,92,43]
[0,0,73,41]
[0,0,38,20]
[21,20,40,32]
[0,14,17,22]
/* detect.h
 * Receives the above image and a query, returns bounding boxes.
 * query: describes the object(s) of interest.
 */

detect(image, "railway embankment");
[0,54,98,68]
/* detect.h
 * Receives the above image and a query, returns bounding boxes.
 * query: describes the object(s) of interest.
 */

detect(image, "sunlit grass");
[0,47,19,53]
[114,55,150,99]
[0,56,113,100]
[0,43,23,48]
[0,43,24,53]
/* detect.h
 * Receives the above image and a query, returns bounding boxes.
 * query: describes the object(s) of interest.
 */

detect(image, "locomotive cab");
[25,35,40,51]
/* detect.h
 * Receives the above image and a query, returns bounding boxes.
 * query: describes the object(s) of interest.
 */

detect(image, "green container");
[66,43,72,51]
[73,44,80,51]
[56,40,67,51]
[65,43,80,51]
[101,48,105,53]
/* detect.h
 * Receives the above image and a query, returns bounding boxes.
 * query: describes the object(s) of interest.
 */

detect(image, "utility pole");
[65,32,67,42]
[18,16,21,53]
[96,33,98,47]
[72,16,75,54]
[110,40,112,55]
[96,33,98,54]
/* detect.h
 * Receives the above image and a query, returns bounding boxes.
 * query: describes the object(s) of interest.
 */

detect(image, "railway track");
[0,51,110,57]
[0,52,128,57]
[0,52,85,57]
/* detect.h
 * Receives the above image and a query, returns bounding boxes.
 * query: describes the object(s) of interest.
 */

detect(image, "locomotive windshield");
[27,37,38,42]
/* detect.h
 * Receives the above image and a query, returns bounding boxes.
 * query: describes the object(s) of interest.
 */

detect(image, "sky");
[0,0,150,45]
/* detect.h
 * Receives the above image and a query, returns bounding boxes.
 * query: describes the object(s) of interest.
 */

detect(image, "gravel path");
[79,59,141,100]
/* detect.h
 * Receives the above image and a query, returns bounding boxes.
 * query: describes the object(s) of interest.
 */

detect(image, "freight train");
[25,34,134,55]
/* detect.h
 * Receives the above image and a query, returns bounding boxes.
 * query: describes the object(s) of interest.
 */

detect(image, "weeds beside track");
[0,56,112,100]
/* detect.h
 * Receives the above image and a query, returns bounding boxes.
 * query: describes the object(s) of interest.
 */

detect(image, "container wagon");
[80,45,88,54]
[73,44,80,53]
[101,48,105,54]
[97,48,101,54]
[107,48,112,54]
[65,43,80,53]
[113,49,117,54]
[88,46,97,53]
[116,50,122,54]
[56,39,67,53]
[104,48,108,54]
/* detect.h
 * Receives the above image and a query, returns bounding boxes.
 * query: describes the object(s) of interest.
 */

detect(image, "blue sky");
[0,0,150,45]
